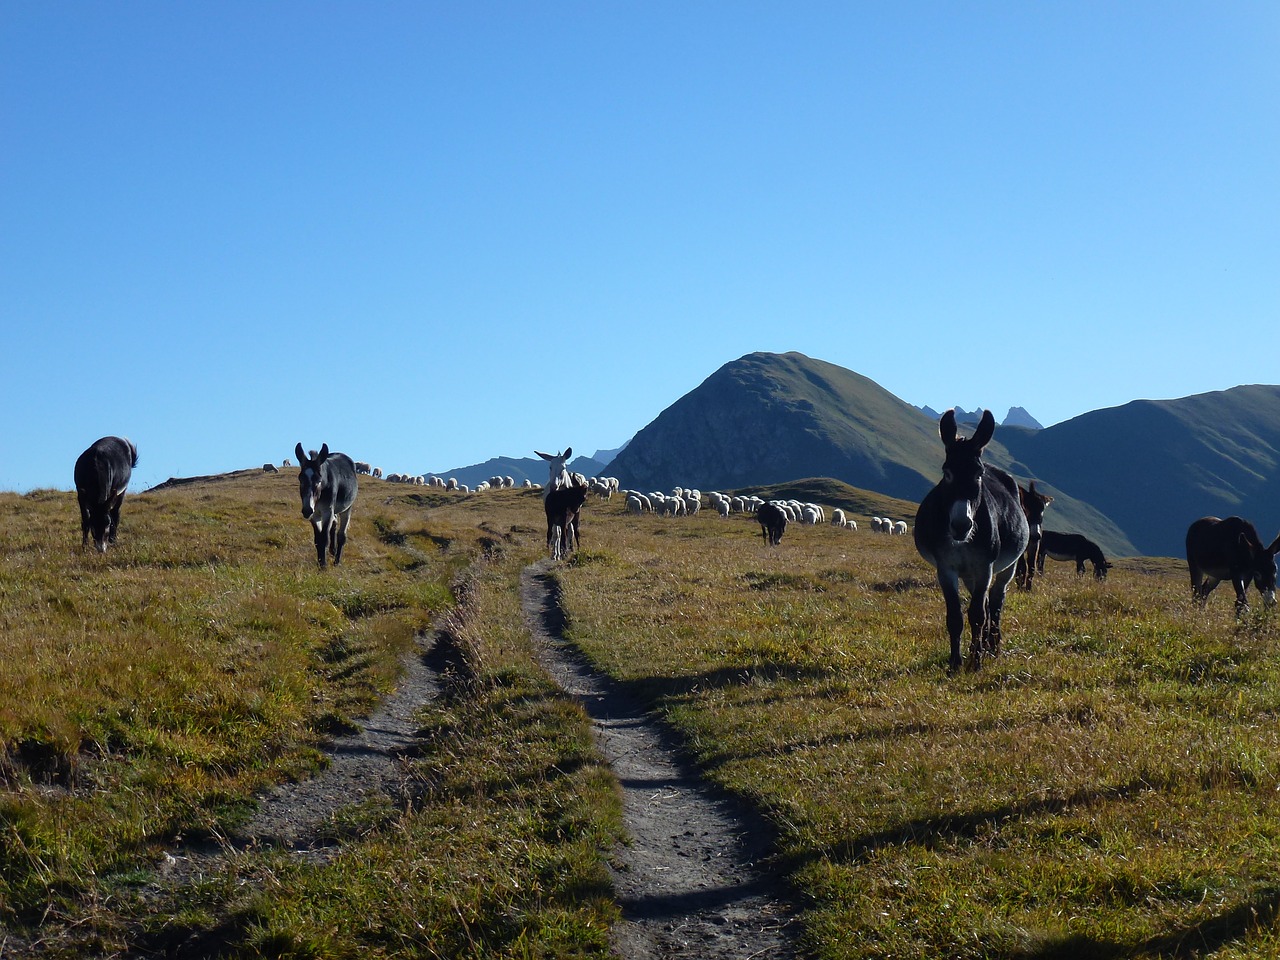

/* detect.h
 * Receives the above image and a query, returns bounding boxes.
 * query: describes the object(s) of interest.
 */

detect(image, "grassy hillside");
[735,477,921,526]
[5,474,1278,957]
[557,499,1280,959]
[734,476,1136,560]
[0,474,621,957]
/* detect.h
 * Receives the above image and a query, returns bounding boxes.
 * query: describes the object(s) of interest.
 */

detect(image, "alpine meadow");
[2,463,1279,958]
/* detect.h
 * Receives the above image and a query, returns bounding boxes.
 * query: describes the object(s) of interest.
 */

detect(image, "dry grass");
[0,475,619,957]
[555,501,1280,959]
[7,474,1280,957]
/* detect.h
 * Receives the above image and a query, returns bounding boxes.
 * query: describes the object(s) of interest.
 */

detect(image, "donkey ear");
[1267,533,1280,556]
[563,446,572,459]
[535,451,553,461]
[972,409,996,449]
[295,442,307,465]
[939,410,958,445]
[317,443,330,462]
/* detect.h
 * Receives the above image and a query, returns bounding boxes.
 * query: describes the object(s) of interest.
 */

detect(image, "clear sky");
[3,3,1276,492]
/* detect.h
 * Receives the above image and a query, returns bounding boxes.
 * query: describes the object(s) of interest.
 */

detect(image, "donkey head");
[1018,481,1054,538]
[939,409,995,542]
[535,448,573,493]
[1251,532,1280,606]
[295,442,331,520]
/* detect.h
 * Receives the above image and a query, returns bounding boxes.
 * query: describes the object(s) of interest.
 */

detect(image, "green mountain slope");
[999,386,1280,556]
[610,352,1136,557]
[610,352,944,497]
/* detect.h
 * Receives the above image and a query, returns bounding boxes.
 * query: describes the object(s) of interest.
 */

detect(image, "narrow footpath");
[521,560,799,959]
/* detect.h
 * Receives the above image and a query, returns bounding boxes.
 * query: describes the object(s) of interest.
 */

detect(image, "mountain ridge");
[428,352,1279,558]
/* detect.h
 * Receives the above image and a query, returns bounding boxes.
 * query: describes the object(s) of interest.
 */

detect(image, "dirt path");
[520,560,800,959]
[14,563,800,958]
[157,627,447,887]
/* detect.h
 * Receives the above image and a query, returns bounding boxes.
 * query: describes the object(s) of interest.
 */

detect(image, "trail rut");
[521,559,799,959]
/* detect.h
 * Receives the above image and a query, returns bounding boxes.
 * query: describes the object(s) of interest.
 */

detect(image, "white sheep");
[892,520,909,535]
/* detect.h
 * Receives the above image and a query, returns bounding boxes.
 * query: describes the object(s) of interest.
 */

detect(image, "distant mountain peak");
[917,405,1042,430]
[1002,406,1043,430]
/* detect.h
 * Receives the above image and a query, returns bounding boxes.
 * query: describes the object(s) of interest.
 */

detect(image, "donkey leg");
[312,520,328,567]
[966,570,995,668]
[1233,578,1250,617]
[108,493,125,544]
[938,571,965,673]
[967,592,991,669]
[987,563,1018,658]
[332,508,353,565]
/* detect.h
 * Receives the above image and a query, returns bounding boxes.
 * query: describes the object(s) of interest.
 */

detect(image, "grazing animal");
[74,436,138,553]
[914,410,1030,673]
[295,442,358,567]
[1186,516,1280,615]
[1038,530,1111,579]
[757,501,788,546]
[544,477,589,560]
[262,462,279,473]
[1014,482,1054,590]
[535,448,573,497]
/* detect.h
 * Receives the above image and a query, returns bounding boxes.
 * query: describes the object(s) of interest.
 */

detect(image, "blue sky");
[3,3,1276,491]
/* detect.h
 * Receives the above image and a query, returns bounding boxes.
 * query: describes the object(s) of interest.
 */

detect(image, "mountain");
[608,352,1135,556]
[919,405,1043,430]
[998,386,1280,556]
[427,352,1280,558]
[611,352,944,499]
[590,444,627,469]
[1002,406,1043,430]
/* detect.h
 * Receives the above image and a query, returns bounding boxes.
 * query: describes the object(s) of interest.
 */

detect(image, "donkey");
[295,442,358,567]
[914,410,1030,672]
[544,476,589,561]
[757,501,788,546]
[1038,531,1111,579]
[1186,516,1280,615]
[74,436,138,553]
[1014,481,1054,590]
[535,448,572,498]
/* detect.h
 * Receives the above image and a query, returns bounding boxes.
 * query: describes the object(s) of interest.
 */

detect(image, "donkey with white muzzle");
[295,442,358,567]
[914,410,1029,673]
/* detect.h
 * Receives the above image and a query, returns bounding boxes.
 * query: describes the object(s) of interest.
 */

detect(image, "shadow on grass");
[1008,885,1280,959]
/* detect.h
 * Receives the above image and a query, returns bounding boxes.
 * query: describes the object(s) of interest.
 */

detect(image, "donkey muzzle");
[949,499,975,542]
